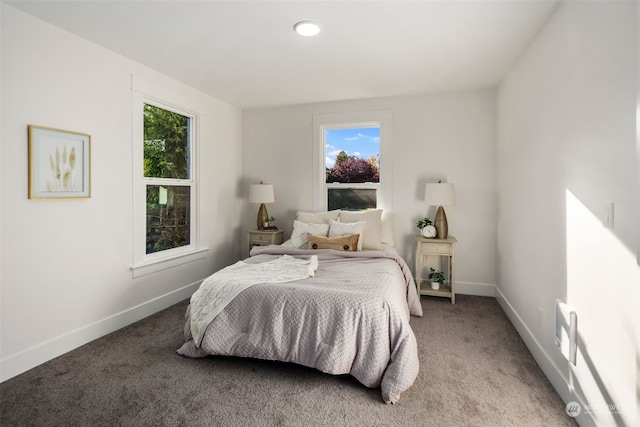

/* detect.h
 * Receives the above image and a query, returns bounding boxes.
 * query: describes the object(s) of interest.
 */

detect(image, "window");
[131,76,206,277]
[143,104,192,254]
[312,111,392,212]
[325,126,380,210]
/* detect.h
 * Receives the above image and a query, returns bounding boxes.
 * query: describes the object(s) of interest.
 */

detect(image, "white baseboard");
[494,287,597,427]
[456,281,496,297]
[0,280,202,383]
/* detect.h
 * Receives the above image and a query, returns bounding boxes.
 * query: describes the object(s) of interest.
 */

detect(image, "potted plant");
[416,217,437,238]
[416,217,432,229]
[427,268,445,290]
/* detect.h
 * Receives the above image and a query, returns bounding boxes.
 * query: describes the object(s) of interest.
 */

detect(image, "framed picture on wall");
[28,125,91,199]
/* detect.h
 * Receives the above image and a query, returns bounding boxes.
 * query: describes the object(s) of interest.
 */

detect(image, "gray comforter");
[177,246,423,404]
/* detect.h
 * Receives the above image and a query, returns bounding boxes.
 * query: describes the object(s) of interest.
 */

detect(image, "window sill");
[131,248,209,278]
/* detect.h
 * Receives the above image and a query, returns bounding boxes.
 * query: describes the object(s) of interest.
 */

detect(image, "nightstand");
[415,236,457,303]
[247,229,283,256]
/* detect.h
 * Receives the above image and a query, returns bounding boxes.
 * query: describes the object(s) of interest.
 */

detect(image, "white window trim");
[131,75,207,277]
[312,110,393,212]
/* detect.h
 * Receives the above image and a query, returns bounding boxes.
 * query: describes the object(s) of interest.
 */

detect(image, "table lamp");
[249,183,275,230]
[424,181,456,239]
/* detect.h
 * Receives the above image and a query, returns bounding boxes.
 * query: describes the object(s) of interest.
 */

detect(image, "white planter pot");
[431,281,441,290]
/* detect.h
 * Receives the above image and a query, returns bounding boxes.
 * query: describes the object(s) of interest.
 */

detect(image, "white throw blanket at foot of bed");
[189,254,319,346]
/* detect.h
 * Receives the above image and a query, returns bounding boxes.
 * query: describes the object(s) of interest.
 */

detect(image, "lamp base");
[257,204,269,230]
[434,206,448,239]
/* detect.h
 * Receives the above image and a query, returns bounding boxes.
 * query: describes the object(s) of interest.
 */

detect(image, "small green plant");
[416,217,433,229]
[427,268,445,283]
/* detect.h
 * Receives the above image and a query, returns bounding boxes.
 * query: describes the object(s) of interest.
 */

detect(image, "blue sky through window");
[325,127,380,168]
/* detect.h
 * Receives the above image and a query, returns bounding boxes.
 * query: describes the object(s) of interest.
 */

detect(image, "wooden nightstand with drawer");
[415,236,457,303]
[247,229,283,256]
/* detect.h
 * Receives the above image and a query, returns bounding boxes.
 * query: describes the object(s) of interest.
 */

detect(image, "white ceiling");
[6,0,559,109]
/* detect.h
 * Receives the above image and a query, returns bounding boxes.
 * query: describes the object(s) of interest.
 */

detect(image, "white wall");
[242,90,497,291]
[497,1,638,426]
[0,5,243,381]
[636,5,640,425]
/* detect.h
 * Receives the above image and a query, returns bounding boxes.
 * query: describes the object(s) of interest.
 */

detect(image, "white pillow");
[380,211,396,247]
[339,209,383,250]
[296,210,340,224]
[328,219,365,251]
[289,220,329,249]
[280,239,295,248]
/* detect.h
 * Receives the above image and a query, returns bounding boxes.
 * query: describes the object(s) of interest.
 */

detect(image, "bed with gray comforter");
[177,245,423,404]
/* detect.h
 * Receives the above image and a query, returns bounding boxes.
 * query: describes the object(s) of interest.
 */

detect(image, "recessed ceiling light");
[294,21,320,37]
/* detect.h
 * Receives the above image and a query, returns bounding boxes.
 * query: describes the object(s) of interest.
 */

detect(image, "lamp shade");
[249,184,275,204]
[424,182,456,206]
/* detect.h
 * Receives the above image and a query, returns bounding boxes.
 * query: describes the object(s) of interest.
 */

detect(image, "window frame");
[312,110,393,212]
[131,76,206,277]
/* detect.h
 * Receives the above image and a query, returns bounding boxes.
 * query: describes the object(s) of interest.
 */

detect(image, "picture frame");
[28,125,91,199]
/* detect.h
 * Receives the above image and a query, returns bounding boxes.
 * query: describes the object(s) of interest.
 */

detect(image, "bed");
[177,210,423,404]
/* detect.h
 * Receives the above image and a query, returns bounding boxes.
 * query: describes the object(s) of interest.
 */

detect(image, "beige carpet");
[0,295,576,426]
